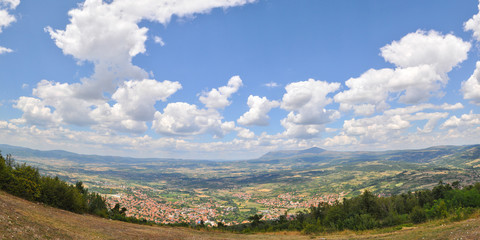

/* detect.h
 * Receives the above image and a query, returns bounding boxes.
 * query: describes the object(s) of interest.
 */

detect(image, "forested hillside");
[223,181,480,234]
[0,152,134,222]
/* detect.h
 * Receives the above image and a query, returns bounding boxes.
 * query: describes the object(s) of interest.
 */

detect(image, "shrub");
[410,206,426,223]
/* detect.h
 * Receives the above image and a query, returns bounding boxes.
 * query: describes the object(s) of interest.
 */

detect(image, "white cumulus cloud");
[14,0,255,136]
[237,95,279,126]
[0,0,19,52]
[89,103,148,133]
[236,127,255,139]
[464,0,480,41]
[13,97,59,127]
[280,79,340,138]
[14,78,182,134]
[45,0,255,99]
[0,9,15,32]
[152,102,234,137]
[462,61,480,105]
[0,0,19,9]
[381,30,470,73]
[442,112,480,129]
[281,79,340,125]
[33,80,96,126]
[335,30,470,116]
[339,104,455,146]
[199,75,243,109]
[112,79,181,121]
[0,46,12,54]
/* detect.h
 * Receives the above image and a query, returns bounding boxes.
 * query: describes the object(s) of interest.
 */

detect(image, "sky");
[0,0,479,160]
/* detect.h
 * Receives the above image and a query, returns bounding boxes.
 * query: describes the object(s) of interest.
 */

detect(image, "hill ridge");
[1,143,479,163]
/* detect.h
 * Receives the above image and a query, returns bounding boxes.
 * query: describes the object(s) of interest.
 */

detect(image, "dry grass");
[0,191,308,240]
[2,190,480,239]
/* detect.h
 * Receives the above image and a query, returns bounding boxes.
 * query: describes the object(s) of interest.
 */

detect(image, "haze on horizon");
[0,0,480,160]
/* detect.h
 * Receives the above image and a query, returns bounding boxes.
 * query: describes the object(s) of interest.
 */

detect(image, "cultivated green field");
[1,144,479,224]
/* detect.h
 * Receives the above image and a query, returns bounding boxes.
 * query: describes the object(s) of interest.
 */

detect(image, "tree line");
[218,180,480,233]
[0,152,133,221]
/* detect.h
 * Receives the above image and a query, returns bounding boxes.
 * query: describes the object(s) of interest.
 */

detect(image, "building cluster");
[105,188,346,225]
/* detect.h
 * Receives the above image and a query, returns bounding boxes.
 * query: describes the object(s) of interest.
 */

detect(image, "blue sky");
[0,0,479,160]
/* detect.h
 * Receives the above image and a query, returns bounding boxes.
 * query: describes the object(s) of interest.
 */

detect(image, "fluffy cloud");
[324,135,358,147]
[112,79,181,121]
[199,75,243,109]
[465,0,480,41]
[334,68,393,115]
[109,0,256,25]
[14,78,181,134]
[0,0,19,52]
[0,9,15,32]
[45,0,255,99]
[335,30,470,116]
[0,120,307,160]
[14,0,255,136]
[236,127,254,139]
[89,103,148,133]
[461,61,480,105]
[339,104,456,146]
[152,102,235,137]
[14,0,257,138]
[13,97,59,127]
[381,30,470,73]
[46,1,148,64]
[442,112,480,129]
[280,119,326,139]
[46,0,256,62]
[0,46,12,54]
[45,0,149,98]
[281,79,340,125]
[280,79,340,138]
[343,115,410,139]
[33,80,96,126]
[237,95,279,126]
[0,0,19,9]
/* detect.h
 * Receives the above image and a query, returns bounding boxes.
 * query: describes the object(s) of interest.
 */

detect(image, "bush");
[410,206,426,223]
[449,207,473,222]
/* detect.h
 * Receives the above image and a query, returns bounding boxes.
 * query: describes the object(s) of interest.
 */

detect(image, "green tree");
[410,206,426,223]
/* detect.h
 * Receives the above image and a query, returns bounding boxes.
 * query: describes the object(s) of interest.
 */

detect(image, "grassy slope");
[0,191,307,240]
[1,191,480,240]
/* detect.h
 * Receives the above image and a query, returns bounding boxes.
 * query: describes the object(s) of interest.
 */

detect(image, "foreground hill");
[1,190,480,240]
[0,190,304,240]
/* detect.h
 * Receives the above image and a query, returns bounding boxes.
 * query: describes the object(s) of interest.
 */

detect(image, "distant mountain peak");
[299,147,326,154]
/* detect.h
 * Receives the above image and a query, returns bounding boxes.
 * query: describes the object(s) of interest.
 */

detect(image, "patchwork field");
[1,144,480,224]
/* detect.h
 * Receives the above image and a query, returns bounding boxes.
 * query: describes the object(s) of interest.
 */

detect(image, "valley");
[1,144,479,225]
